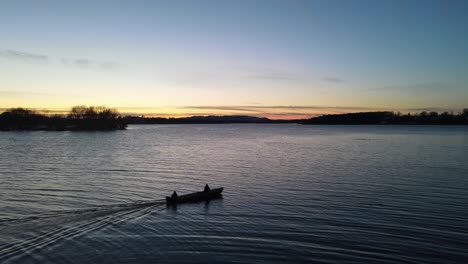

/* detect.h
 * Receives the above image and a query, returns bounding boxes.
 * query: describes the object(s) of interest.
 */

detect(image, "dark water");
[1,125,467,263]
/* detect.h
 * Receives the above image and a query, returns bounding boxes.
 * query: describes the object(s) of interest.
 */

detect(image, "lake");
[1,124,467,263]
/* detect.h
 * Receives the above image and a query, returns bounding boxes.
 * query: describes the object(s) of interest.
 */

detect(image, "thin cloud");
[61,58,90,68]
[0,49,49,63]
[239,66,300,81]
[178,105,465,118]
[61,58,123,71]
[60,58,122,71]
[172,105,393,120]
[0,106,68,114]
[323,77,344,83]
[100,62,121,70]
[0,90,54,97]
[365,82,455,94]
[247,72,298,81]
[110,105,387,119]
[179,105,390,118]
[182,106,262,113]
[0,48,122,71]
[2,104,459,119]
[183,105,379,111]
[71,59,93,68]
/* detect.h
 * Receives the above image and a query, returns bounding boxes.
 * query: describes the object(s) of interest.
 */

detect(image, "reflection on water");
[1,125,468,263]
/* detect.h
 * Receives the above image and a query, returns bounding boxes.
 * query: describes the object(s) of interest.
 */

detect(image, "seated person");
[204,184,210,192]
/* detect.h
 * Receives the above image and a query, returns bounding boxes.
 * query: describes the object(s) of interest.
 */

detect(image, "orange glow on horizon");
[1,105,460,120]
[0,105,331,120]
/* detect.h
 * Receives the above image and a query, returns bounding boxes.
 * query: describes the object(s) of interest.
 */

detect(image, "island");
[0,106,127,131]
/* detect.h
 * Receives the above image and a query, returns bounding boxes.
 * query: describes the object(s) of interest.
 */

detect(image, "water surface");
[1,125,467,263]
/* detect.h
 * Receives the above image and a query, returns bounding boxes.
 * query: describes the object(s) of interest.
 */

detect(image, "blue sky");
[0,0,467,118]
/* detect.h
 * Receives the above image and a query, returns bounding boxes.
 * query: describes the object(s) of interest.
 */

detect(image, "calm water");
[1,124,468,263]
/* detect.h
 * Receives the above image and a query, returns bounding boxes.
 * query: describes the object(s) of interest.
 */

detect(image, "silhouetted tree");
[1,105,126,130]
[68,105,126,130]
[9,108,36,117]
[0,108,44,129]
[69,105,88,120]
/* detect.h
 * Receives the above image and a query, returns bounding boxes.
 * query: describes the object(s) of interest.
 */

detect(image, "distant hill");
[125,115,297,124]
[300,111,395,124]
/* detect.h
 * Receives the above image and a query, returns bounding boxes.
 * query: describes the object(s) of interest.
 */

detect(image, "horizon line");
[1,105,466,120]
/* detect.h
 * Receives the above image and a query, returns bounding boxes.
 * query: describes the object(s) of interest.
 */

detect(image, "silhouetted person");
[171,191,178,200]
[204,184,210,192]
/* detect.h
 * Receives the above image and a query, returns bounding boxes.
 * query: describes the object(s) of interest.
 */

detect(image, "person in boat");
[204,184,210,192]
[171,191,178,200]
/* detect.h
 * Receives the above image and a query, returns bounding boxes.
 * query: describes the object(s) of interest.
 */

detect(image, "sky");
[0,0,467,119]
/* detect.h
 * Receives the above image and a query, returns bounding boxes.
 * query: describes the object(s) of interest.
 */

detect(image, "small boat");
[166,187,223,205]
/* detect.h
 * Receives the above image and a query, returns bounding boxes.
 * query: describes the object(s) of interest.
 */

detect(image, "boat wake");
[0,200,165,262]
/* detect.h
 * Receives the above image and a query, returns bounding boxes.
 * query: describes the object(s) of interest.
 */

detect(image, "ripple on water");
[1,125,468,263]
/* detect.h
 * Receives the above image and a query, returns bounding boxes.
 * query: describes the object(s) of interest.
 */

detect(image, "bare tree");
[9,108,36,117]
[69,105,87,119]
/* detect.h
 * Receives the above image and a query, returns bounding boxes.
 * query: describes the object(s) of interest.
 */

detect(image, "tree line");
[300,110,468,125]
[2,107,467,129]
[0,106,127,131]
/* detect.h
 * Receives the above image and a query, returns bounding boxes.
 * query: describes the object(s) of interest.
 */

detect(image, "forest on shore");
[300,110,468,125]
[1,107,467,131]
[0,106,127,131]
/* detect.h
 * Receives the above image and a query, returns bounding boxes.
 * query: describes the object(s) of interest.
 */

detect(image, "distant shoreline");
[299,111,468,125]
[1,108,467,131]
[124,110,468,125]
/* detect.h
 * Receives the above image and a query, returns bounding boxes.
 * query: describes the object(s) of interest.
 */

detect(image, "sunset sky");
[1,0,467,119]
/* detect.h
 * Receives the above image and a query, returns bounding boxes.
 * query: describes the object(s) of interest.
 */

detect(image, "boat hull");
[166,187,223,205]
